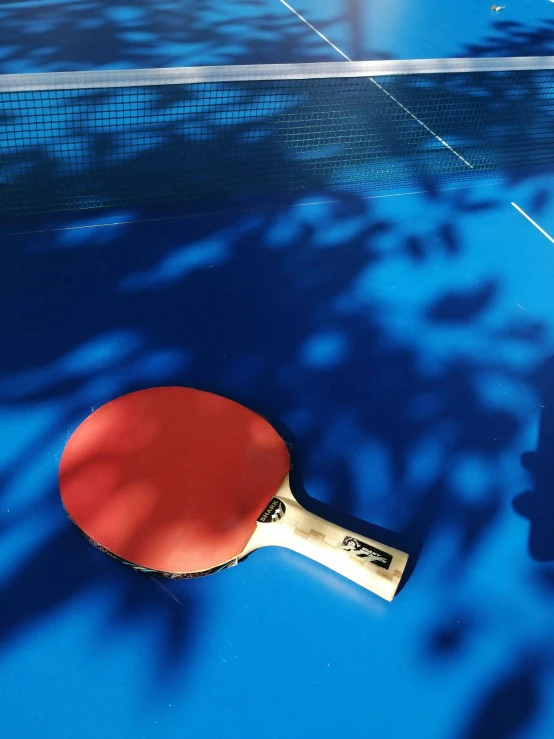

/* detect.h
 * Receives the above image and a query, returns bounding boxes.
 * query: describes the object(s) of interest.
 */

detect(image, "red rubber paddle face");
[59,388,290,574]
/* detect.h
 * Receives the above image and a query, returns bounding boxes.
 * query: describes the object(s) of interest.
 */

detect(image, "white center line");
[511,202,554,244]
[279,0,473,169]
[279,0,350,61]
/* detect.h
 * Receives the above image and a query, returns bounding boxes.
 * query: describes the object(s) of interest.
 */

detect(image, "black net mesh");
[1,67,554,215]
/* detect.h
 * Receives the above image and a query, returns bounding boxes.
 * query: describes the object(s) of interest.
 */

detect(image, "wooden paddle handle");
[247,496,409,601]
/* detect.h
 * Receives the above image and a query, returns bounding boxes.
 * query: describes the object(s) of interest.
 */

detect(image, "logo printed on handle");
[341,536,392,570]
[258,498,286,523]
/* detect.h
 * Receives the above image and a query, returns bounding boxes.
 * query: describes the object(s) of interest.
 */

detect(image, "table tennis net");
[1,58,554,215]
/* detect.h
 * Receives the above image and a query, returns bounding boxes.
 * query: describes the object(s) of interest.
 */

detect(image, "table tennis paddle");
[59,387,408,601]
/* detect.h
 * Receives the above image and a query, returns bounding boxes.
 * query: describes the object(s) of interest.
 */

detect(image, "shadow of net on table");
[0,14,554,699]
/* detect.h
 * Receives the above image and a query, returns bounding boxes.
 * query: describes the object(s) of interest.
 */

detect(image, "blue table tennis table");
[2,2,554,738]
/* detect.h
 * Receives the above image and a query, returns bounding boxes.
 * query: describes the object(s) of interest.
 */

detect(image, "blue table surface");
[1,0,554,73]
[2,2,554,738]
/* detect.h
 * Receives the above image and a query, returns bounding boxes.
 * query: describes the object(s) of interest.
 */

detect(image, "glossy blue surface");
[1,0,554,73]
[2,2,554,738]
[2,173,554,738]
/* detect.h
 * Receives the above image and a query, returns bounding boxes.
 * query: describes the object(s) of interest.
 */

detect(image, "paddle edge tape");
[67,514,240,579]
[65,493,289,579]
